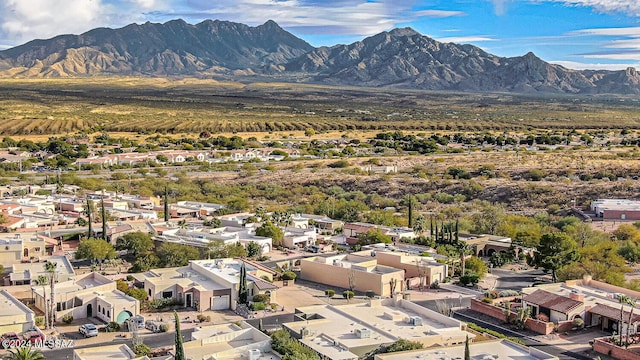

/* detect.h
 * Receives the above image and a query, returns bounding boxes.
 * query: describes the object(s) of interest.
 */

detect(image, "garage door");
[211,295,229,310]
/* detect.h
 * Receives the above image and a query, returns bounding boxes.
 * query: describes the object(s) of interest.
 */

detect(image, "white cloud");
[437,36,496,43]
[0,0,469,48]
[551,60,640,71]
[490,0,512,16]
[413,10,466,18]
[1,0,105,42]
[546,1,640,16]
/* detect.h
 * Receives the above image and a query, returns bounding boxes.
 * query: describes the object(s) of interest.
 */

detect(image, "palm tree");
[4,346,45,360]
[35,275,48,330]
[44,261,57,328]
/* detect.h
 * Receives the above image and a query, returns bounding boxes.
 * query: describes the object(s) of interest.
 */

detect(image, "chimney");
[569,292,584,302]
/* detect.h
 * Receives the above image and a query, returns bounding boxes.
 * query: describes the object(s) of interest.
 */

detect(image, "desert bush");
[62,314,73,324]
[325,289,335,298]
[343,291,354,299]
[251,302,266,311]
[253,294,270,304]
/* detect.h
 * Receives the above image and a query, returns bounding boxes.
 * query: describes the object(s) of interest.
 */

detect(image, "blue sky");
[1,0,640,70]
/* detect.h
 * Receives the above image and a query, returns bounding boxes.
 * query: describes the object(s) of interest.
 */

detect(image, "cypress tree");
[86,199,93,238]
[174,311,185,360]
[164,186,169,222]
[101,197,107,241]
[430,216,434,239]
[238,263,248,304]
[464,335,470,360]
[408,196,414,228]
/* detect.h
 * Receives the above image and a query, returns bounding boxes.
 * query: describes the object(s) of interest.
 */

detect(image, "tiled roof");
[248,275,278,291]
[590,303,640,323]
[523,289,582,314]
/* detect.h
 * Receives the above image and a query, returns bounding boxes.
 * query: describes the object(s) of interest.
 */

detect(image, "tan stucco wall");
[299,259,404,296]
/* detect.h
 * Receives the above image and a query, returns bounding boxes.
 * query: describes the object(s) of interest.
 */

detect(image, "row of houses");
[75,148,302,167]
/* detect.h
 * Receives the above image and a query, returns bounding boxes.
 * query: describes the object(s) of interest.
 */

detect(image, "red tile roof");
[523,289,583,314]
[590,303,640,323]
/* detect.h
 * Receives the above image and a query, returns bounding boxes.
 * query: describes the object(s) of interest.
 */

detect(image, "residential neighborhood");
[0,188,636,360]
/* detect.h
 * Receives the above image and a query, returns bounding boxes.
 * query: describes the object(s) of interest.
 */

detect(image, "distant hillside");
[1,19,640,94]
[0,19,314,77]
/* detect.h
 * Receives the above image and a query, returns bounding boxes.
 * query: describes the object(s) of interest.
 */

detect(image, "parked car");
[22,331,43,345]
[145,320,163,333]
[125,316,145,331]
[79,324,98,338]
[1,332,20,348]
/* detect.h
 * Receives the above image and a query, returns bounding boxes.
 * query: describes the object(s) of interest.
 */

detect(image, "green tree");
[533,233,579,282]
[304,128,315,138]
[357,229,392,245]
[471,202,505,235]
[465,256,488,279]
[156,243,200,267]
[129,254,160,273]
[115,232,154,257]
[255,221,284,247]
[75,238,117,264]
[4,346,45,360]
[174,311,185,360]
[246,241,262,258]
[384,339,424,353]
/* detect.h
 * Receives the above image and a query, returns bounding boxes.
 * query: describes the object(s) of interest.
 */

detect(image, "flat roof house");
[185,321,275,360]
[0,290,35,334]
[32,272,139,324]
[73,344,150,360]
[134,259,278,312]
[299,254,405,297]
[283,297,471,360]
[9,255,75,285]
[374,339,558,360]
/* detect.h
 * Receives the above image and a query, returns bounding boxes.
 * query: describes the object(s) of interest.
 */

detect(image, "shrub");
[251,302,266,311]
[430,280,440,290]
[365,290,375,298]
[106,322,121,332]
[35,316,44,327]
[573,317,585,329]
[148,298,184,310]
[196,314,211,323]
[486,291,499,299]
[253,294,271,304]
[325,289,335,298]
[460,271,480,286]
[482,298,493,304]
[133,343,151,357]
[281,271,297,281]
[343,291,354,299]
[62,314,73,324]
[498,290,520,297]
[466,322,525,345]
[159,323,169,332]
[126,275,134,281]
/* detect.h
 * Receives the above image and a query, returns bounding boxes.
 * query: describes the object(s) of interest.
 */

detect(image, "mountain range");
[1,19,639,94]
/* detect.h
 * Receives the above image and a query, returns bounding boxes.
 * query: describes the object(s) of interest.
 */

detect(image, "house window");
[98,305,101,312]
[162,291,173,299]
[34,247,40,252]
[107,311,110,318]
[148,289,151,297]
